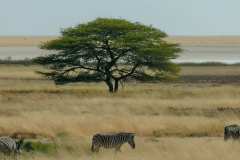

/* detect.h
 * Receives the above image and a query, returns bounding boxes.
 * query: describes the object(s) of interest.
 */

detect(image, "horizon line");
[1,35,240,37]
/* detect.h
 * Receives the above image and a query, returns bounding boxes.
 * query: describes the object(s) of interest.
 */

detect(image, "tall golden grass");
[0,65,239,159]
[21,137,240,160]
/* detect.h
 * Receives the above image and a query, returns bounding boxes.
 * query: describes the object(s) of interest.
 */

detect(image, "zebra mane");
[118,132,135,136]
[96,132,135,136]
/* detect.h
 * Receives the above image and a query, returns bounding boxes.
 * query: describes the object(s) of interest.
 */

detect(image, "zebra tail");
[224,128,228,140]
[91,144,95,152]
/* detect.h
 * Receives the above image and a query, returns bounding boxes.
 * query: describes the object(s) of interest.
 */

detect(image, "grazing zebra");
[224,124,240,140]
[0,136,24,159]
[91,132,135,152]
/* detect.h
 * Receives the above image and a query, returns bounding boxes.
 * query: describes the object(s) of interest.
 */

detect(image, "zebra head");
[127,133,135,149]
[16,138,24,153]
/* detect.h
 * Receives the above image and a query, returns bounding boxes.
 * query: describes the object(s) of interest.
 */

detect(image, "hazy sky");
[1,0,239,36]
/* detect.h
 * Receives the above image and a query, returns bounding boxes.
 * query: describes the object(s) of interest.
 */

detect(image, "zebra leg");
[95,147,100,153]
[91,144,95,152]
[115,145,122,152]
[92,145,100,153]
[224,129,229,141]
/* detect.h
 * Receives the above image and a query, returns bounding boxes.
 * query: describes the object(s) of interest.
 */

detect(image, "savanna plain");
[1,64,240,160]
[1,36,240,160]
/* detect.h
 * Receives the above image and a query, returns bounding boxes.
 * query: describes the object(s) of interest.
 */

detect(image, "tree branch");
[61,64,105,75]
[104,39,114,60]
[111,63,140,80]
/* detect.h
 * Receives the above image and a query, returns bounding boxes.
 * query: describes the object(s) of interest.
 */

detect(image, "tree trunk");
[105,77,114,93]
[114,79,119,92]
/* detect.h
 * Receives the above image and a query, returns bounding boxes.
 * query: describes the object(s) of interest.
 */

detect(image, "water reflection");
[0,46,240,64]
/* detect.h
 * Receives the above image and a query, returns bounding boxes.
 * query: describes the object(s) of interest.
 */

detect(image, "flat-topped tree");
[34,18,181,93]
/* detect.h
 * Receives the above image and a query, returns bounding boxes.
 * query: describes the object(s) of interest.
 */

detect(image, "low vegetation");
[0,64,239,159]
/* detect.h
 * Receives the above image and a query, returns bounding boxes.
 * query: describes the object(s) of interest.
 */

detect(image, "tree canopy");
[34,18,182,92]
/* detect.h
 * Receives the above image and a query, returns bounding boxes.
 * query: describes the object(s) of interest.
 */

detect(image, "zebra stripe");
[91,132,135,152]
[0,137,24,156]
[224,124,240,140]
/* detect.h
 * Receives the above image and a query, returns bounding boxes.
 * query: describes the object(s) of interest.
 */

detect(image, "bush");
[22,141,57,154]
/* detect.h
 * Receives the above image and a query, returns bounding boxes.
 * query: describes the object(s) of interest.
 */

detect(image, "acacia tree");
[34,18,181,93]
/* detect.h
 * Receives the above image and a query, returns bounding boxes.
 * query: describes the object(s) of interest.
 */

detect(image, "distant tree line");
[0,57,33,65]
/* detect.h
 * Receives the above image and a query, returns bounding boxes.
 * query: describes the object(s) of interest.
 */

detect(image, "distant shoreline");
[165,36,240,46]
[0,36,56,47]
[1,36,240,46]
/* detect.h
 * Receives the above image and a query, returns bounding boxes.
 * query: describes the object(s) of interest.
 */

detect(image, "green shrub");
[23,141,57,155]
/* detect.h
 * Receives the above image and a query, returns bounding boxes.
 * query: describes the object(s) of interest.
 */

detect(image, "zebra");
[91,132,135,152]
[0,136,24,159]
[224,124,240,140]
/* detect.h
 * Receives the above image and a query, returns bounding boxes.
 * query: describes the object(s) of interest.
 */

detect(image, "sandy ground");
[165,36,240,46]
[0,36,56,46]
[1,36,240,46]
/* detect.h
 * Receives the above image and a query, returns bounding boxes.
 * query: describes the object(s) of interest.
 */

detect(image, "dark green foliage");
[22,141,34,152]
[34,18,181,92]
[22,141,57,154]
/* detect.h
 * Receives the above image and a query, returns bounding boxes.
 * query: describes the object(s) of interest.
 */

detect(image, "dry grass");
[0,36,56,47]
[18,137,240,160]
[0,64,239,159]
[0,64,43,79]
[2,36,240,47]
[180,66,240,83]
[181,66,240,76]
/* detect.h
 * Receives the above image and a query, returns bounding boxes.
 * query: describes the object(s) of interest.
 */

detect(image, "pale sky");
[0,0,239,36]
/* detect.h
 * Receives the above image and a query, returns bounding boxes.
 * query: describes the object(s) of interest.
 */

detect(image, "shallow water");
[174,46,240,64]
[0,46,240,64]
